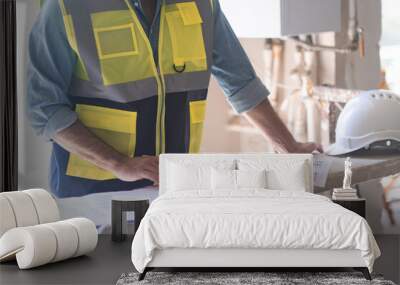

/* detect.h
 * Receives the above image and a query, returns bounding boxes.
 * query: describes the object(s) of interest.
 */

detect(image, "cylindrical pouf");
[0,196,17,237]
[0,192,39,227]
[0,226,57,269]
[42,221,79,262]
[0,218,98,269]
[65,218,98,257]
[24,189,60,224]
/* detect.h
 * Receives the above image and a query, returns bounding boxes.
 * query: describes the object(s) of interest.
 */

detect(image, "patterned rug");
[117,272,396,285]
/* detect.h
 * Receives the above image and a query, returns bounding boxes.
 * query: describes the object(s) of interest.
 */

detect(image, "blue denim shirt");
[28,0,269,139]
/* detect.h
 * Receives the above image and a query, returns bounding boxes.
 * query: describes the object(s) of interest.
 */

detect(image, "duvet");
[131,190,380,272]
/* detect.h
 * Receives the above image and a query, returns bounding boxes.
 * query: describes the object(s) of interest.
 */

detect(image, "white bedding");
[131,190,380,273]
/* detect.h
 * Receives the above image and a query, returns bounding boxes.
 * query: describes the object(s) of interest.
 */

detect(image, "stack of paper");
[332,188,359,200]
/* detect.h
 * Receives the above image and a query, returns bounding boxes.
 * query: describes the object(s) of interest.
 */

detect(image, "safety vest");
[51,0,214,197]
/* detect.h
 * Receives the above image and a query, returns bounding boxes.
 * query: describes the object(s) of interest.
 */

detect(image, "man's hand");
[113,155,159,185]
[54,121,160,185]
[291,142,323,154]
[244,98,323,154]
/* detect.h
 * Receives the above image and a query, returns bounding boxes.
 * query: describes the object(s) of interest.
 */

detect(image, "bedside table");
[111,197,149,242]
[332,198,366,218]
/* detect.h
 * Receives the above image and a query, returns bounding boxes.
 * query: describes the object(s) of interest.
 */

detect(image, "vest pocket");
[189,100,207,153]
[91,10,155,86]
[94,23,138,60]
[66,104,137,180]
[93,22,139,86]
[165,2,207,73]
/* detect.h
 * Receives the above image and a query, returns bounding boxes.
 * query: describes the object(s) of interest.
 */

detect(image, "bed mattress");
[131,190,380,272]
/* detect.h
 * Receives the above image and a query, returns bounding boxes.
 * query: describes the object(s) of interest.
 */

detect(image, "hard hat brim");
[325,143,360,156]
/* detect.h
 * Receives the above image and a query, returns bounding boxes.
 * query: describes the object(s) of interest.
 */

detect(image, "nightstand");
[111,198,149,242]
[332,198,366,218]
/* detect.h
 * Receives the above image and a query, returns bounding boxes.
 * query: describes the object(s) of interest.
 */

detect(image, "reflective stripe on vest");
[55,0,213,191]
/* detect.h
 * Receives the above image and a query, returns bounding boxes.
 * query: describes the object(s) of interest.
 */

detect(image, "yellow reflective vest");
[52,0,214,197]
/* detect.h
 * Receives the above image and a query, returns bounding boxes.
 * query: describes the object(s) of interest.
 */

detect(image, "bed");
[131,154,380,280]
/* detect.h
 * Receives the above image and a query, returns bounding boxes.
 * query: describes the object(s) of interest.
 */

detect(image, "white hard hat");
[326,90,400,155]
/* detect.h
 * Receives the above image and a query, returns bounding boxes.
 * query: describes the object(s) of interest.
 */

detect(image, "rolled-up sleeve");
[27,0,78,140]
[211,0,270,113]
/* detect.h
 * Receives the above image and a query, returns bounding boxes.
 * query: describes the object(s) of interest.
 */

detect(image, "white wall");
[17,0,52,190]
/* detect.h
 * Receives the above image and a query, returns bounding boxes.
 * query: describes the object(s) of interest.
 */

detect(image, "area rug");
[116,272,396,285]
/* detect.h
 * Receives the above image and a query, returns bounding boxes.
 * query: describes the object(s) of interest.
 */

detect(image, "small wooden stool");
[111,198,149,242]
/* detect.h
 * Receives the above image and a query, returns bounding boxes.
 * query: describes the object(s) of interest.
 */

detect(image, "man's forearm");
[53,120,159,183]
[243,98,298,153]
[53,120,126,172]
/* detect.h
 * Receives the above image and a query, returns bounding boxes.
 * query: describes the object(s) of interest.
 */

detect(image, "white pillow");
[238,159,309,191]
[211,168,236,190]
[211,169,268,190]
[167,163,211,191]
[236,169,267,189]
[166,159,236,192]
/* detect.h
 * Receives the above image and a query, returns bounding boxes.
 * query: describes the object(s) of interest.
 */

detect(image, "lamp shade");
[219,0,342,38]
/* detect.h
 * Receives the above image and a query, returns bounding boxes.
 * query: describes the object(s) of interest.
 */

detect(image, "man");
[28,0,321,198]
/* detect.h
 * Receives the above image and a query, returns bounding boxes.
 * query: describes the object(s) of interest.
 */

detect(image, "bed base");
[138,267,371,281]
[138,248,372,281]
